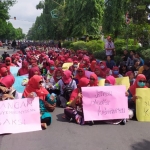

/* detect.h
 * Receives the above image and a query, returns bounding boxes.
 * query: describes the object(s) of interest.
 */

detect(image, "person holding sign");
[128,74,147,118]
[89,73,98,86]
[64,77,90,125]
[23,75,56,129]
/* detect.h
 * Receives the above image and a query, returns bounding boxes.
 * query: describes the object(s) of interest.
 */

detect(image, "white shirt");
[105,41,115,56]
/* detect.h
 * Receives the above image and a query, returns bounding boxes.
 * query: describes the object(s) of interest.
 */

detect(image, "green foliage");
[62,41,73,49]
[71,41,87,51]
[86,40,104,53]
[93,50,105,60]
[141,49,150,60]
[27,0,104,40]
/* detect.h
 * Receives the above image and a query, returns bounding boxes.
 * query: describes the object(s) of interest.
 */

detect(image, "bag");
[63,80,73,102]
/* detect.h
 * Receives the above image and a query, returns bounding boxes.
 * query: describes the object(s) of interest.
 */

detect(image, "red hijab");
[75,68,86,81]
[5,57,15,69]
[100,61,110,78]
[62,70,72,84]
[0,75,15,88]
[89,73,98,86]
[29,66,40,79]
[90,60,96,72]
[53,68,63,83]
[0,67,8,77]
[105,75,116,85]
[94,66,104,78]
[23,75,49,101]
[129,74,147,96]
[18,61,29,76]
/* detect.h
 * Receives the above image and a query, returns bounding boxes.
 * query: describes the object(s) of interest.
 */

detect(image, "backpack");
[63,80,73,102]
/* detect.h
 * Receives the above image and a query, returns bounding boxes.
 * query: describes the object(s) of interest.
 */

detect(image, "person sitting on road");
[23,75,56,129]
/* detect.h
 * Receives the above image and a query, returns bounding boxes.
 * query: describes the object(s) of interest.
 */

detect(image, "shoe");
[41,123,47,129]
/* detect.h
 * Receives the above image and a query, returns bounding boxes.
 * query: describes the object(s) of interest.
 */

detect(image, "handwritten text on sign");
[82,86,128,121]
[0,98,41,134]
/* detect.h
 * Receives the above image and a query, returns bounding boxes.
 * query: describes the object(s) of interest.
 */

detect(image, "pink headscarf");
[90,73,98,86]
[0,75,15,88]
[29,67,40,79]
[105,75,116,85]
[62,70,72,84]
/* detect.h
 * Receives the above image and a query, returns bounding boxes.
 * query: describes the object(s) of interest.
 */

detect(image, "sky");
[8,0,42,34]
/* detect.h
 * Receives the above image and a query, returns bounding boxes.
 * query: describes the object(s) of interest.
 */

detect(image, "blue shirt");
[106,60,116,69]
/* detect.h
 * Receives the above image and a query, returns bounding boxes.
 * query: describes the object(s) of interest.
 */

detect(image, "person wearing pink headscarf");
[50,70,77,107]
[100,61,111,78]
[5,57,15,70]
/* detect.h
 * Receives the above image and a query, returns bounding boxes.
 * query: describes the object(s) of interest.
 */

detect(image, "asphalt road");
[0,48,150,150]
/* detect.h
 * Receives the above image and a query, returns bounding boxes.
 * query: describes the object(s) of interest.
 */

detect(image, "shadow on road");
[131,139,150,150]
[56,113,68,122]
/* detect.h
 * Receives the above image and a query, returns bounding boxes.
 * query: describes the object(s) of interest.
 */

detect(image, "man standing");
[105,36,115,60]
[12,40,16,51]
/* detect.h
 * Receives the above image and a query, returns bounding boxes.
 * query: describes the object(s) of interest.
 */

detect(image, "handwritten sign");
[10,67,20,76]
[85,71,94,79]
[82,86,128,121]
[136,88,150,122]
[62,63,73,71]
[0,97,41,134]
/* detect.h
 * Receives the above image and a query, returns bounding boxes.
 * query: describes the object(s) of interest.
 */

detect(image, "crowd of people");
[0,40,149,129]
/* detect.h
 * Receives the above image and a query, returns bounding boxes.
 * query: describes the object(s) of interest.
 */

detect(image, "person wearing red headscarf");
[74,67,87,84]
[94,66,104,79]
[23,75,56,129]
[64,77,90,124]
[0,75,15,100]
[125,71,135,86]
[128,74,147,119]
[0,67,9,77]
[90,60,96,72]
[69,61,78,77]
[46,60,56,75]
[89,73,98,86]
[100,61,111,78]
[29,66,41,79]
[5,57,15,70]
[18,61,29,76]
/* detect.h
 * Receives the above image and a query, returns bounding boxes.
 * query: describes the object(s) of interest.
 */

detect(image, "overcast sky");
[8,0,42,34]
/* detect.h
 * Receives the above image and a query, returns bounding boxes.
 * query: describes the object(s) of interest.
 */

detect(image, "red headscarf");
[47,60,56,74]
[62,70,72,84]
[129,74,147,96]
[100,61,110,78]
[125,71,133,77]
[94,66,104,78]
[29,66,40,79]
[5,57,15,69]
[69,77,89,103]
[90,60,96,72]
[53,68,63,83]
[75,68,86,81]
[23,75,49,101]
[89,73,98,86]
[105,75,116,85]
[0,67,8,77]
[0,75,15,88]
[18,61,29,76]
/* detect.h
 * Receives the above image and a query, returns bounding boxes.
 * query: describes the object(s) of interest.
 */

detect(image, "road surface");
[0,48,150,150]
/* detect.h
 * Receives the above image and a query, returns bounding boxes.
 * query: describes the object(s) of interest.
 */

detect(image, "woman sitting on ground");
[23,75,56,129]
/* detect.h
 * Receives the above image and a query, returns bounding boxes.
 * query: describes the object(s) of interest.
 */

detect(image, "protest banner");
[82,86,128,121]
[116,77,130,90]
[10,67,20,76]
[85,71,94,79]
[136,88,150,122]
[14,76,27,93]
[62,63,73,71]
[0,97,41,134]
